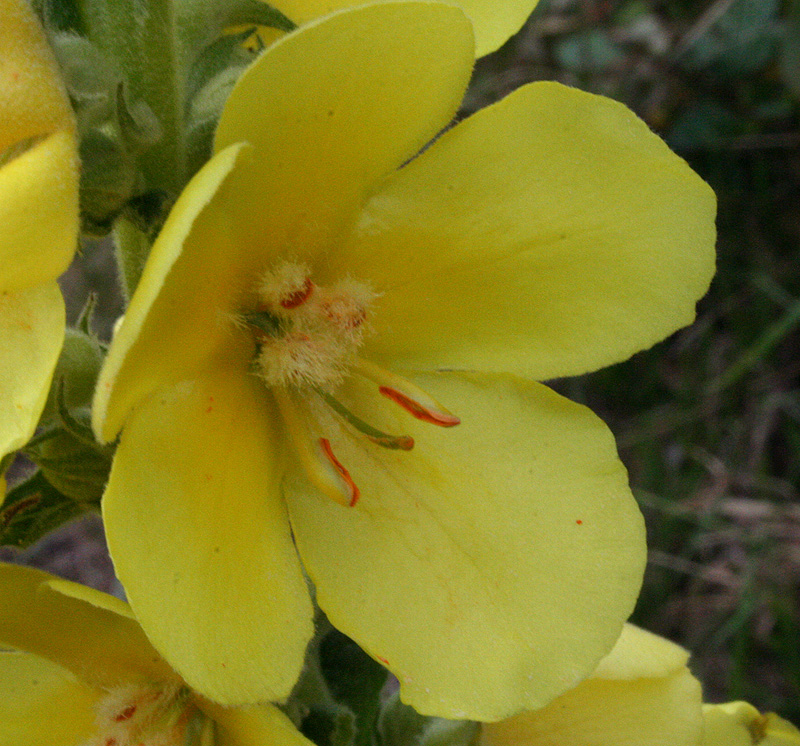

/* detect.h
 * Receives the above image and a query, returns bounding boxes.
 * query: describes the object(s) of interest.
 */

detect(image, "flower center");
[84,683,207,746]
[242,260,460,508]
[242,260,376,389]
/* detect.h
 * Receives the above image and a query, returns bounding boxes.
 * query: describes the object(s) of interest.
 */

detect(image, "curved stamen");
[315,389,414,450]
[273,388,359,507]
[352,358,461,427]
[320,439,360,507]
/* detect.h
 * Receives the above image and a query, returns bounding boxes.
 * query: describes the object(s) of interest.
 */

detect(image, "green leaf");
[552,30,625,73]
[0,471,92,549]
[782,0,800,99]
[677,0,781,76]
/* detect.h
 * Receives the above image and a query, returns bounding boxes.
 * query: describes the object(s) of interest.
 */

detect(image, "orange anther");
[319,438,360,507]
[280,278,314,308]
[379,387,460,427]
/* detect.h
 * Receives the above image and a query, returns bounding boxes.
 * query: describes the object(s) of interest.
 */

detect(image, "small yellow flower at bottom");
[702,702,800,746]
[0,563,313,746]
[480,624,704,746]
[0,0,79,460]
[480,623,800,746]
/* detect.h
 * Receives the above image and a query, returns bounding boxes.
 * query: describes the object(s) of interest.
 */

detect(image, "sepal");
[0,470,92,549]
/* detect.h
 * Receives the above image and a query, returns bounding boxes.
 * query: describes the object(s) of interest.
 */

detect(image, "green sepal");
[113,214,153,300]
[184,29,258,176]
[186,28,259,108]
[116,82,162,151]
[420,721,479,746]
[285,613,386,746]
[37,0,85,34]
[48,32,118,110]
[78,129,140,236]
[0,470,94,549]
[318,629,388,746]
[221,0,295,32]
[378,692,428,746]
[25,334,113,506]
[301,703,357,746]
[24,415,112,505]
[379,694,479,746]
[39,325,105,426]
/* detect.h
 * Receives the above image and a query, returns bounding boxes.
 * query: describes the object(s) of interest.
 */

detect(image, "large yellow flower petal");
[285,372,645,721]
[203,701,316,746]
[214,2,474,265]
[93,144,253,443]
[102,363,313,705]
[0,563,174,688]
[0,0,73,148]
[268,0,537,57]
[0,282,65,457]
[0,130,78,293]
[702,702,800,746]
[0,651,98,746]
[336,81,715,381]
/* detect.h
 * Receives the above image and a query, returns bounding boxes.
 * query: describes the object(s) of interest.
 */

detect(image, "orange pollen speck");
[320,438,360,507]
[379,387,461,427]
[280,278,314,308]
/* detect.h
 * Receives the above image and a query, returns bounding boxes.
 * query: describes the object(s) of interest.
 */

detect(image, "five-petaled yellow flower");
[0,0,79,461]
[481,623,800,746]
[93,1,716,721]
[0,562,315,746]
[265,0,537,58]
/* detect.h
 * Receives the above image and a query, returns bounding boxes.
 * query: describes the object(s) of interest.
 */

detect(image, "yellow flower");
[0,0,79,460]
[480,624,705,746]
[267,0,539,57]
[0,562,315,746]
[92,1,715,721]
[481,624,800,746]
[702,702,800,746]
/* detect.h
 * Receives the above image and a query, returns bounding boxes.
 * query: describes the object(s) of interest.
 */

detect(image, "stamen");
[353,358,461,427]
[89,683,192,746]
[320,439,360,507]
[280,277,314,309]
[199,717,216,746]
[273,388,359,508]
[378,387,460,427]
[316,389,414,450]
